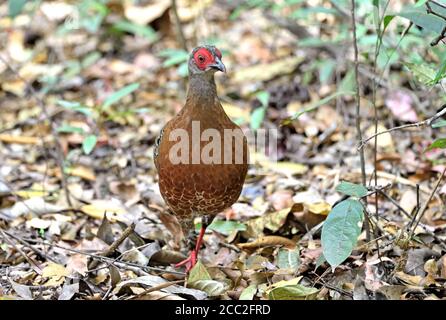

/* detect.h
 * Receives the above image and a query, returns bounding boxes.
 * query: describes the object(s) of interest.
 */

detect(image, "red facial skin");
[193,48,220,70]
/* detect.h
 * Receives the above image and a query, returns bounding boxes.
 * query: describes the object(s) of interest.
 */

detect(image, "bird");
[154,45,249,272]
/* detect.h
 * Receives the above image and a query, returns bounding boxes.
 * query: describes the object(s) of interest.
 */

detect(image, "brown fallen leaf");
[0,134,40,145]
[221,102,251,123]
[159,211,184,247]
[440,255,446,279]
[124,0,171,25]
[41,262,69,286]
[80,200,127,221]
[395,271,423,286]
[399,190,417,215]
[65,166,96,181]
[66,254,88,276]
[232,56,304,83]
[244,207,290,238]
[238,235,296,250]
[109,180,138,201]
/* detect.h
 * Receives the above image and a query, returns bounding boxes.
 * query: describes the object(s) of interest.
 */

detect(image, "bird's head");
[188,45,226,76]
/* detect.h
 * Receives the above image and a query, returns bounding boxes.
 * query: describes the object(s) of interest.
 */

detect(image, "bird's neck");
[185,73,218,110]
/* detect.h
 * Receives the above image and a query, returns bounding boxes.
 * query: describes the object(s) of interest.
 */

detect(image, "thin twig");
[358,106,446,150]
[426,2,446,46]
[2,229,58,264]
[431,25,446,46]
[88,223,135,269]
[371,1,391,275]
[0,229,42,273]
[125,279,185,300]
[351,0,370,241]
[406,168,445,242]
[101,223,135,258]
[171,0,188,51]
[430,0,446,10]
[87,242,156,274]
[378,190,412,219]
[4,232,185,276]
[378,190,446,250]
[372,0,390,227]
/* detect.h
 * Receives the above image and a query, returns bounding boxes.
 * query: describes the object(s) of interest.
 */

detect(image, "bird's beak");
[208,57,226,73]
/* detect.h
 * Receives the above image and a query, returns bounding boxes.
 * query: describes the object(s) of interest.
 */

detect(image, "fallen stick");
[88,223,135,269]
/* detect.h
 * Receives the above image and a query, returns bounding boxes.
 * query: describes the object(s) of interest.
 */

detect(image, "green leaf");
[113,20,157,42]
[158,48,188,58]
[277,247,300,270]
[188,261,211,283]
[414,0,429,7]
[163,52,190,67]
[434,54,446,84]
[269,284,319,300]
[239,284,257,300]
[383,15,395,32]
[290,91,354,121]
[427,138,446,151]
[57,100,81,109]
[8,0,27,17]
[102,83,140,110]
[57,124,85,134]
[398,10,446,34]
[256,91,270,108]
[315,253,326,269]
[82,135,97,155]
[339,70,356,93]
[431,1,446,17]
[206,220,247,236]
[57,100,92,116]
[336,181,368,198]
[250,107,266,131]
[63,60,82,79]
[189,280,228,297]
[432,120,446,128]
[82,51,101,68]
[318,59,336,84]
[159,49,189,67]
[177,62,189,77]
[187,261,227,296]
[404,62,437,85]
[373,4,380,30]
[321,199,364,268]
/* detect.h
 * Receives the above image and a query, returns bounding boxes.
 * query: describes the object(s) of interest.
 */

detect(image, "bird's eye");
[198,55,205,62]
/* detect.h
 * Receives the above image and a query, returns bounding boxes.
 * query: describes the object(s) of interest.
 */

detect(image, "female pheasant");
[154,46,248,272]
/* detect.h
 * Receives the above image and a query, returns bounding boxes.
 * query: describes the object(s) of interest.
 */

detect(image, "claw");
[173,216,210,273]
[174,250,197,273]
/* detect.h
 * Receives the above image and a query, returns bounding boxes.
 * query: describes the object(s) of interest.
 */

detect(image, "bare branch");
[358,105,446,150]
[408,168,445,240]
[351,0,370,241]
[426,1,446,45]
[171,0,188,51]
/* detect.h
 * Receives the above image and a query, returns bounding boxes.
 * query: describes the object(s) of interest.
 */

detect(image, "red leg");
[174,219,208,273]
[194,223,206,252]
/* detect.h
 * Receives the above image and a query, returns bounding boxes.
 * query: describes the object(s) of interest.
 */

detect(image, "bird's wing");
[153,125,165,171]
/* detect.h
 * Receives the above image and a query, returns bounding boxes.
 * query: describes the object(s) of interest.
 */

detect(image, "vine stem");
[351,0,370,241]
[358,106,446,151]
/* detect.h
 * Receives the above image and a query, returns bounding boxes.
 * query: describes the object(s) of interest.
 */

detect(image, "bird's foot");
[174,250,197,273]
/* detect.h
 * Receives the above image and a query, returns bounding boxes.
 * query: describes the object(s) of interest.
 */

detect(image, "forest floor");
[1,0,446,300]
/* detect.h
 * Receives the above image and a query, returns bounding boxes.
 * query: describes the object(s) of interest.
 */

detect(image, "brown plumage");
[154,46,248,271]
